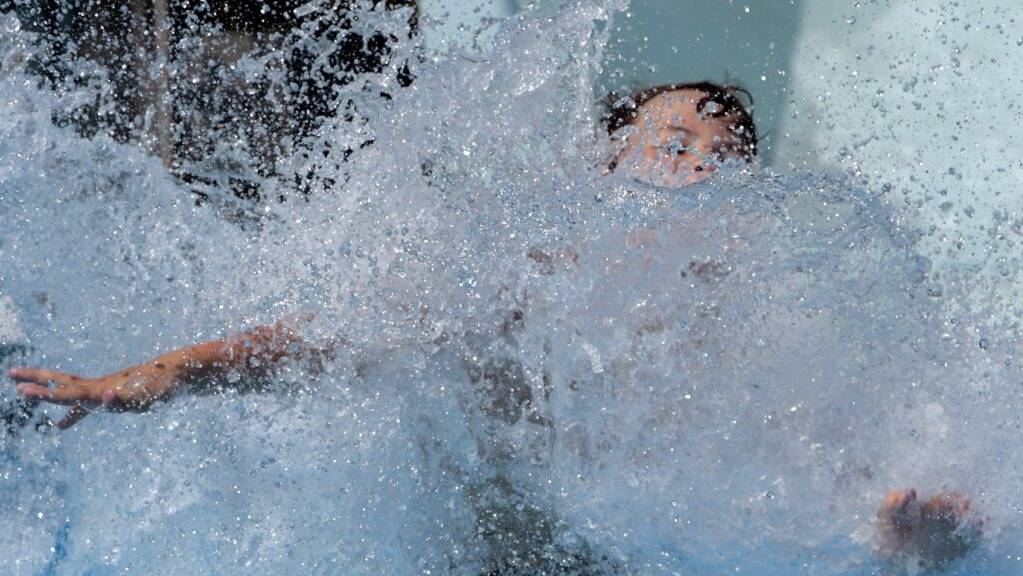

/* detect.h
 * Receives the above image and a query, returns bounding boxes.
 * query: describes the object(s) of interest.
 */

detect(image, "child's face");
[615,89,745,188]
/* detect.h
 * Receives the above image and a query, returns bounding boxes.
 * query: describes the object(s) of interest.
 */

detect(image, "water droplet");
[3,15,20,34]
[979,338,990,350]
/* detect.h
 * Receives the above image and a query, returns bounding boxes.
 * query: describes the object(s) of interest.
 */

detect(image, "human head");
[604,81,757,187]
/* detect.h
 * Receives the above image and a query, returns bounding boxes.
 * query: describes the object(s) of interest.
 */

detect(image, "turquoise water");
[1,2,1021,574]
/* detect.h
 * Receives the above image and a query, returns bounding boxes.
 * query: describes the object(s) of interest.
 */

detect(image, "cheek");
[683,165,715,185]
[671,153,707,173]
[632,144,659,165]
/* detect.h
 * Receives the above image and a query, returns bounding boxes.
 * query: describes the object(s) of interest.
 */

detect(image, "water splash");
[1,2,1020,575]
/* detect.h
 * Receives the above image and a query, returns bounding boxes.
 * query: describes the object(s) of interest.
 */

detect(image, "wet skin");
[9,320,304,428]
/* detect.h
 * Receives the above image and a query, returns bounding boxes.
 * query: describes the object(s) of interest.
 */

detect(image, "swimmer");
[875,489,983,572]
[12,81,982,570]
[9,81,761,424]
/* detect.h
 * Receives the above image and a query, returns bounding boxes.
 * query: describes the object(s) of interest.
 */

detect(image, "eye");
[702,101,723,115]
[666,139,689,156]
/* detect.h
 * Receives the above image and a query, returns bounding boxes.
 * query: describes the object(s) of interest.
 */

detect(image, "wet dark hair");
[603,81,758,163]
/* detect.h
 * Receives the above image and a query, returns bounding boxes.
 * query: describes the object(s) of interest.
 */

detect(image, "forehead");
[632,88,734,137]
[641,89,706,117]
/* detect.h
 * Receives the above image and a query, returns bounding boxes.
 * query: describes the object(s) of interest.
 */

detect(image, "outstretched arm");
[9,319,319,429]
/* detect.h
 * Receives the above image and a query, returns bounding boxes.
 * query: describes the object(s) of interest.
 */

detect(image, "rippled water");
[1,2,1021,574]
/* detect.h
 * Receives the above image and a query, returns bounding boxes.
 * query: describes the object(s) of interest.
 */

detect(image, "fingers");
[14,382,54,400]
[9,367,160,432]
[15,382,89,405]
[923,492,973,522]
[881,489,915,513]
[10,365,165,431]
[57,405,90,429]
[879,489,920,529]
[9,368,81,388]
[10,368,95,406]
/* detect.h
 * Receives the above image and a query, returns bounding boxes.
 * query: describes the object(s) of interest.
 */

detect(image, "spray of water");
[1,2,1020,575]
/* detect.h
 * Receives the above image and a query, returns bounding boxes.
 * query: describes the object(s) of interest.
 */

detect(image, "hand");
[9,364,180,429]
[876,489,982,570]
[7,317,319,431]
